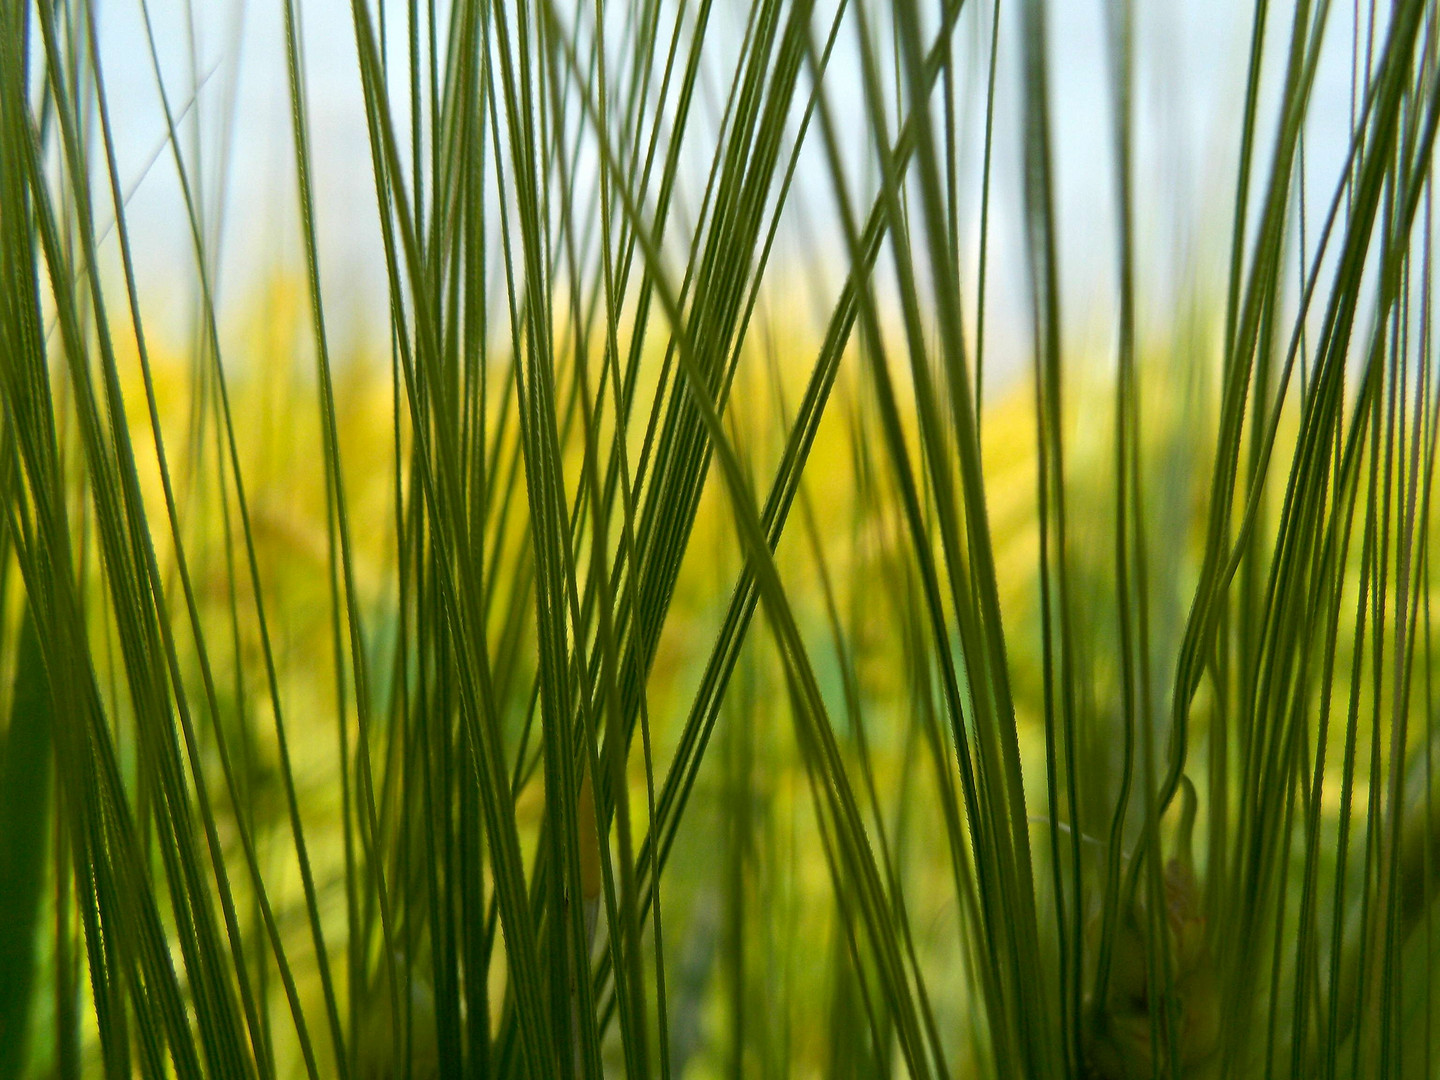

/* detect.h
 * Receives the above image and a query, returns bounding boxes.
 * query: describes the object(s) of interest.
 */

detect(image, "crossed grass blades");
[3,0,1440,1075]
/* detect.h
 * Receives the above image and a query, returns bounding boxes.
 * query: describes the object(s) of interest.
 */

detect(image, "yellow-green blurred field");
[30,273,1427,1078]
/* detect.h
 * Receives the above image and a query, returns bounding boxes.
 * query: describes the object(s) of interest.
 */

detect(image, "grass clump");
[3,0,1440,1077]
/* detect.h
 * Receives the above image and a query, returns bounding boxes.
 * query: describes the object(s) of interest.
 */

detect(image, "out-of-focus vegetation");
[4,0,1440,1077]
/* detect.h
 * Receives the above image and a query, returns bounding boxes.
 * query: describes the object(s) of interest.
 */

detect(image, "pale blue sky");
[85,0,1362,380]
